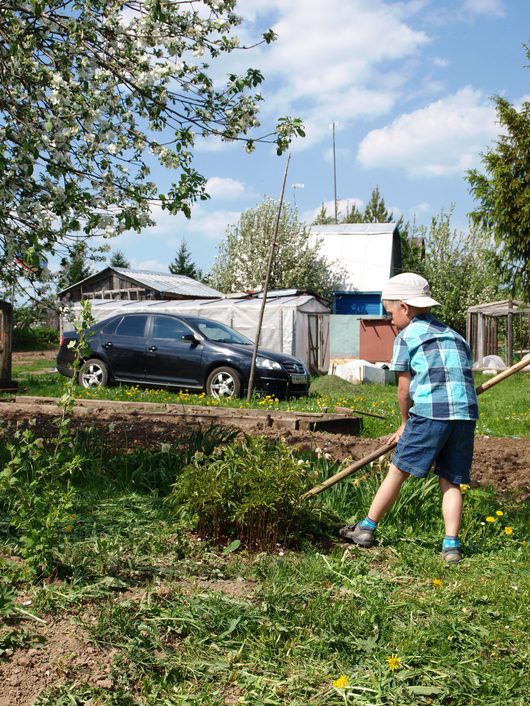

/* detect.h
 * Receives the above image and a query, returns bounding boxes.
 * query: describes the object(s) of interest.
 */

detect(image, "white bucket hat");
[381,272,441,307]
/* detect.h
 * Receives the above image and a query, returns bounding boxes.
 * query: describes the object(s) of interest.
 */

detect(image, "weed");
[168,435,322,550]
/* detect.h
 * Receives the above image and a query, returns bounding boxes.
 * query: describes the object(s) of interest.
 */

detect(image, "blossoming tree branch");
[0,0,304,278]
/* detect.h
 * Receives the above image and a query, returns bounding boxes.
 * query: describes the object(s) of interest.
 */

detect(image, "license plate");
[290,373,307,384]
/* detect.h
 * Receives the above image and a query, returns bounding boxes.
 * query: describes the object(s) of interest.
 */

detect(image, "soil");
[4,350,530,498]
[1,351,528,704]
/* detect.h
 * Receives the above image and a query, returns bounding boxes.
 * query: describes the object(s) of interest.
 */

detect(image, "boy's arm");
[389,372,412,444]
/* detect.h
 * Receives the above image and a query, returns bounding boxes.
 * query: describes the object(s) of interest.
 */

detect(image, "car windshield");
[196,320,252,345]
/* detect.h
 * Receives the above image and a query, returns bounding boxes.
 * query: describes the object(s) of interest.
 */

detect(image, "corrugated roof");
[114,268,223,298]
[58,267,223,299]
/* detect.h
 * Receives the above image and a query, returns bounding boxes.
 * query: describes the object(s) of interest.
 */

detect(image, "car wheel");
[78,359,110,389]
[206,366,242,399]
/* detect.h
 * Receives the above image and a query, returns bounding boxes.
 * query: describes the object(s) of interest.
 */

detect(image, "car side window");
[115,315,148,337]
[152,316,191,340]
[100,317,122,334]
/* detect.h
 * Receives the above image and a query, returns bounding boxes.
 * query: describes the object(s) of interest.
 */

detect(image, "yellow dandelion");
[504,527,514,536]
[495,510,504,517]
[432,578,443,587]
[332,674,349,689]
[486,516,496,523]
[386,653,402,671]
[460,484,470,493]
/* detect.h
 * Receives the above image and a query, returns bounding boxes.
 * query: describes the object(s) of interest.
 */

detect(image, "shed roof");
[58,267,223,299]
[310,223,399,291]
[467,299,530,316]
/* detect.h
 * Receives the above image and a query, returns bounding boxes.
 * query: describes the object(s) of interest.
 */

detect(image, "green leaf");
[222,539,241,554]
[408,686,444,696]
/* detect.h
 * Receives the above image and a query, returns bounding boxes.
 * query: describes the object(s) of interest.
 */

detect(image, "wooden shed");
[57,267,223,303]
[466,300,530,366]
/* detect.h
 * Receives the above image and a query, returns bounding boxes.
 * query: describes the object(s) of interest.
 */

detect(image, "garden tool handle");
[300,440,397,500]
[474,354,530,394]
[301,354,530,501]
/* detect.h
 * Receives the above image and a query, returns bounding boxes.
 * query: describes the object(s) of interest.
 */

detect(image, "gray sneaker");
[339,522,376,548]
[442,546,463,564]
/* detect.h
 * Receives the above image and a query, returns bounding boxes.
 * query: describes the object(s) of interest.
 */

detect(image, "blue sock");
[359,517,378,530]
[442,535,461,550]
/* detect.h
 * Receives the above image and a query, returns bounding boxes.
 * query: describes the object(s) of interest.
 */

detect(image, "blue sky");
[107,0,530,275]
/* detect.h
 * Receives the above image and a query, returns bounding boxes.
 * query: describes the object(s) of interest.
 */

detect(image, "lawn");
[1,430,528,705]
[1,363,529,704]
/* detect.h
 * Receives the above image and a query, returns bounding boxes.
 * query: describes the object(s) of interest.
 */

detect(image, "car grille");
[281,360,306,374]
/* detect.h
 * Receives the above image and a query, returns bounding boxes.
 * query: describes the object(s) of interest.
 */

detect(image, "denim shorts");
[393,413,476,484]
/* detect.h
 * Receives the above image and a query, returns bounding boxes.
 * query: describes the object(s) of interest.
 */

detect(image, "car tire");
[206,366,242,399]
[78,358,110,389]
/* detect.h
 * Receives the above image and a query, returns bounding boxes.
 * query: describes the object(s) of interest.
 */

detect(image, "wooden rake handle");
[300,354,530,501]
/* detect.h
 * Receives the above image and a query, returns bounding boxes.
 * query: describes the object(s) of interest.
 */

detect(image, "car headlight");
[256,356,282,370]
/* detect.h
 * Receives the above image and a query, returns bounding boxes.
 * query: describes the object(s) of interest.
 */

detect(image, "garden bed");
[0,398,528,497]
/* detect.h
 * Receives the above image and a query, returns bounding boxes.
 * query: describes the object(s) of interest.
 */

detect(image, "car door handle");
[148,345,157,352]
[104,342,113,349]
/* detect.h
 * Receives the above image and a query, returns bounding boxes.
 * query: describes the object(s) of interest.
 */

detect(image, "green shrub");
[13,324,58,351]
[168,435,320,550]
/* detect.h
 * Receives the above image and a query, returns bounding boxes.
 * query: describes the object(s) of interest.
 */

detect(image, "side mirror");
[181,333,200,344]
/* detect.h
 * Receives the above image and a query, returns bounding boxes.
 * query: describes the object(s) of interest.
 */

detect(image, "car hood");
[207,342,304,366]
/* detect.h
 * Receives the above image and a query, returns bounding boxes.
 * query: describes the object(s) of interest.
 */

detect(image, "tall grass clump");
[168,435,326,550]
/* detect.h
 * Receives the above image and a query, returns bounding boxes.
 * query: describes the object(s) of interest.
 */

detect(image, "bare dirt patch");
[11,350,56,365]
[0,399,528,497]
[0,617,115,706]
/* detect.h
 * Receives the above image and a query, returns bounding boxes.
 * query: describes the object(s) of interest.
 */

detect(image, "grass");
[1,437,529,705]
[1,356,529,702]
[7,366,530,438]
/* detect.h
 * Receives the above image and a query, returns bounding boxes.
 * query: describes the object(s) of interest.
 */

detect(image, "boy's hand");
[388,422,406,445]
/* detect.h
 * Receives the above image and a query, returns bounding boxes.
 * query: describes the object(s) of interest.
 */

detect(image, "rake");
[301,355,530,501]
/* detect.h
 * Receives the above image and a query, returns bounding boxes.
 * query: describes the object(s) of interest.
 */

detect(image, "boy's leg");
[367,463,410,522]
[439,476,463,563]
[439,476,462,537]
[340,463,409,545]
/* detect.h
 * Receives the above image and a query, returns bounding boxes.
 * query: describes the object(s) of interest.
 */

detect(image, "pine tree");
[342,202,364,223]
[109,250,130,268]
[363,186,393,223]
[312,204,335,225]
[57,243,93,290]
[169,240,202,280]
[467,48,530,297]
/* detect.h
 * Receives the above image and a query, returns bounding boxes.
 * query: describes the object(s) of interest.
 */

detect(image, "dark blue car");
[56,313,310,399]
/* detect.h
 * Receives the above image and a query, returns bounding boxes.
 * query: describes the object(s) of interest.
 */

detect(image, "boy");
[340,272,478,563]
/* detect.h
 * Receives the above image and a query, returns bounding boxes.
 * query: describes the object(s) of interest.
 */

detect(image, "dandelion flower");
[333,674,349,689]
[486,516,496,523]
[495,510,504,517]
[460,484,470,493]
[432,578,443,587]
[386,653,402,671]
[504,527,514,536]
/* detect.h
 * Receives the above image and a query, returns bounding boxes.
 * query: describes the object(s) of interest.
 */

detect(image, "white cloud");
[169,205,242,241]
[462,0,505,18]
[205,1,430,151]
[205,177,248,200]
[357,87,498,177]
[433,56,450,68]
[409,201,431,216]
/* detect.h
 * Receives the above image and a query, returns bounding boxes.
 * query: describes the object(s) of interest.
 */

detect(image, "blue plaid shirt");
[390,314,478,420]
